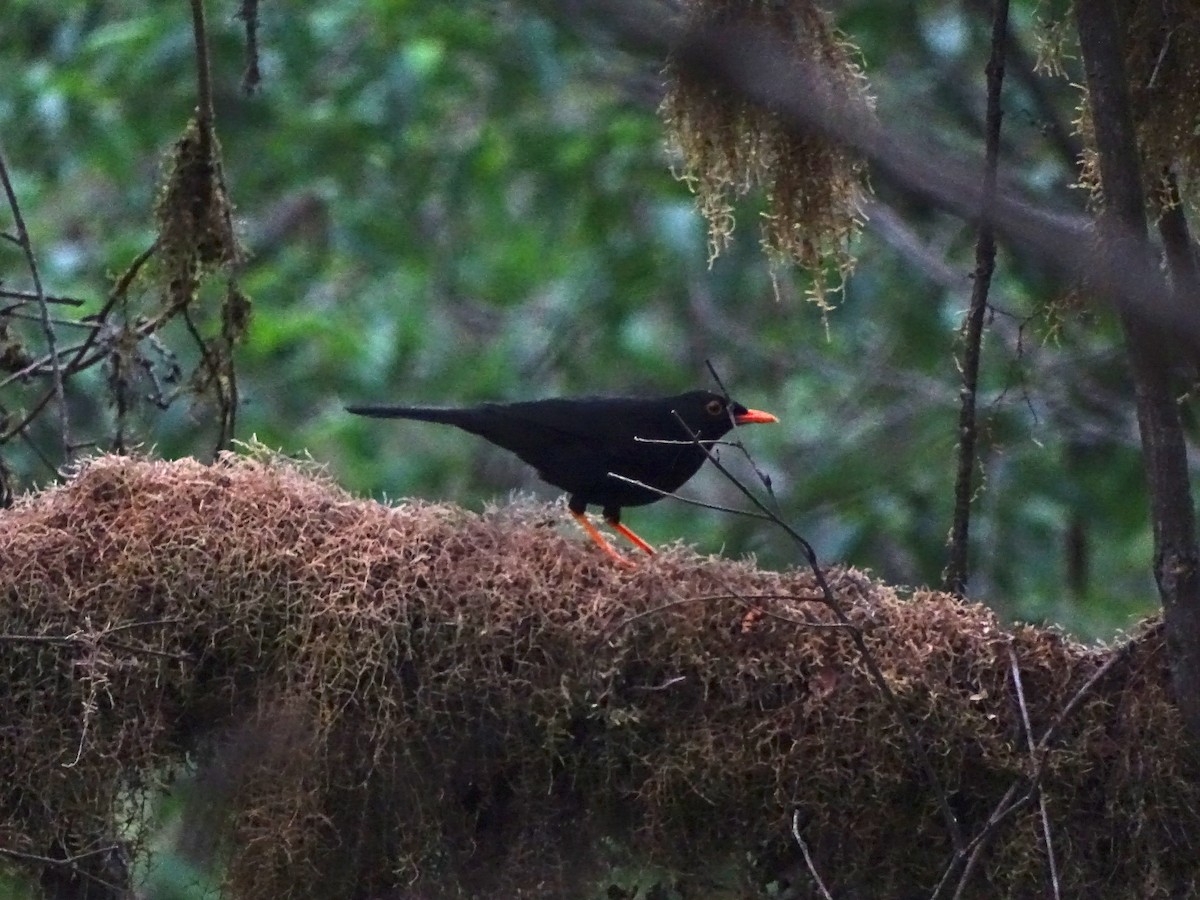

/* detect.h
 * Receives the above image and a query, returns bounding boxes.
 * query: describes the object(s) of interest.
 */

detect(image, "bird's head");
[675,390,779,441]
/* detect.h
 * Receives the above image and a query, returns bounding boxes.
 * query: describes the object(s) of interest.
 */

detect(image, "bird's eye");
[705,399,724,417]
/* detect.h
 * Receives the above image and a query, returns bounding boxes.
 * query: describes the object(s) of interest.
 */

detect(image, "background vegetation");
[3,0,1156,640]
[3,0,1191,896]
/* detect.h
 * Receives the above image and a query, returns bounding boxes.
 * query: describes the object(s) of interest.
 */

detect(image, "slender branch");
[944,0,1008,598]
[0,288,86,307]
[792,810,835,900]
[1,389,56,443]
[65,241,158,373]
[606,472,774,521]
[0,145,70,454]
[1,310,103,329]
[191,0,215,146]
[1009,643,1060,899]
[0,241,159,459]
[181,305,234,454]
[0,341,94,391]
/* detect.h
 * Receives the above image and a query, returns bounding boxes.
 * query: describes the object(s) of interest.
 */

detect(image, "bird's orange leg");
[571,510,635,567]
[606,518,656,555]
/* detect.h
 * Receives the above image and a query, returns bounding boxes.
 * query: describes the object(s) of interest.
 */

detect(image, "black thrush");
[346,389,778,563]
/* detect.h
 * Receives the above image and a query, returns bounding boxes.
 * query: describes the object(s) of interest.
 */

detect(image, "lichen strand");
[152,117,241,312]
[1050,2,1200,216]
[661,0,872,309]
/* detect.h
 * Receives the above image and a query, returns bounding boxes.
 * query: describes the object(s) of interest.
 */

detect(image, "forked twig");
[0,145,70,453]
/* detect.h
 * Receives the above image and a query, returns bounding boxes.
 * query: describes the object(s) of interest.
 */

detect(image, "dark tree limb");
[1160,171,1199,293]
[944,0,1009,598]
[963,0,1085,171]
[580,0,1195,348]
[1075,0,1200,741]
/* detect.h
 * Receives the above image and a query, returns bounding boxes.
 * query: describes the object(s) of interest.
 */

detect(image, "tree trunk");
[1075,0,1200,741]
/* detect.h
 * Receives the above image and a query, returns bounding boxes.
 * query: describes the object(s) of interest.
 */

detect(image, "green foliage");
[0,0,1160,650]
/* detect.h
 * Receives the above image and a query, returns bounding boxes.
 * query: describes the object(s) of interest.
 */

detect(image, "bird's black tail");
[345,404,484,429]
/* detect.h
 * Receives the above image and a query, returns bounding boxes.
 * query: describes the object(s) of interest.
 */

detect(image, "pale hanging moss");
[1039,2,1200,216]
[661,0,874,311]
[1032,8,1075,79]
[153,116,243,312]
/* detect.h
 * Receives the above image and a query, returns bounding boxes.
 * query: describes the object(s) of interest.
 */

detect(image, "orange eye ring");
[705,399,724,416]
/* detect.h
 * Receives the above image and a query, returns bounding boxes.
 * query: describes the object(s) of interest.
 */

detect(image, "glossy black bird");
[346,390,778,563]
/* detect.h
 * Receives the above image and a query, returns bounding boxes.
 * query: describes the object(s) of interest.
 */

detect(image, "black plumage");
[347,389,777,562]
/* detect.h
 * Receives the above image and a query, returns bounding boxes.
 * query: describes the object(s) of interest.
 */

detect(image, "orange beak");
[734,408,779,425]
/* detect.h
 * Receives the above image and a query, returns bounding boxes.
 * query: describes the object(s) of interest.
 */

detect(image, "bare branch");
[944,0,1009,598]
[0,146,69,454]
[792,810,835,900]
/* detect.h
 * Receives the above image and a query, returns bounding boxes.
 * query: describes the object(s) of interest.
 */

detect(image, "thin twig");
[944,0,1009,598]
[792,810,835,900]
[65,241,158,373]
[0,288,86,307]
[1033,630,1144,758]
[1,390,55,444]
[705,359,779,503]
[0,145,70,453]
[181,305,235,454]
[633,436,743,447]
[934,627,1144,897]
[1,310,103,329]
[1009,643,1061,899]
[606,472,774,521]
[0,341,94,390]
[191,0,216,146]
[932,779,1023,900]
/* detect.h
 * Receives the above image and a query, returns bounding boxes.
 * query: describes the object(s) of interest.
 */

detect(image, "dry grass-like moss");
[661,0,871,307]
[1045,4,1200,214]
[153,116,242,314]
[0,455,1196,898]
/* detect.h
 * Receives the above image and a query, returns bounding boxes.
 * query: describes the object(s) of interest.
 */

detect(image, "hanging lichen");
[1040,1,1200,216]
[153,116,243,312]
[661,0,874,310]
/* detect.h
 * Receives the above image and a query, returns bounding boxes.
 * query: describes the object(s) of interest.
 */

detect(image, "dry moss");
[153,117,242,309]
[661,0,871,308]
[1042,3,1200,214]
[0,455,1195,898]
